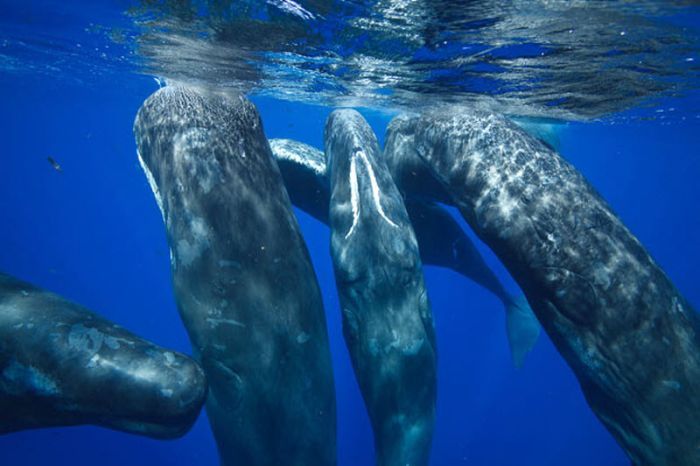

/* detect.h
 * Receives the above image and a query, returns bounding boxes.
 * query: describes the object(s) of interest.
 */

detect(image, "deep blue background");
[0,67,698,466]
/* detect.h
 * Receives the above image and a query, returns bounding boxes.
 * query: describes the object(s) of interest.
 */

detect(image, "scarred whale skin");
[134,87,336,466]
[0,272,207,438]
[326,109,437,466]
[387,112,700,466]
[269,137,520,310]
[270,138,539,368]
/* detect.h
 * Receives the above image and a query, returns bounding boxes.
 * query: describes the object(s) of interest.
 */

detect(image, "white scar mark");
[345,149,399,239]
[206,317,246,329]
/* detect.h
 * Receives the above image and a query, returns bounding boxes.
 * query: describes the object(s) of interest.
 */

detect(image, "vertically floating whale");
[401,198,539,368]
[325,109,437,466]
[386,112,700,466]
[270,138,539,367]
[0,272,206,437]
[384,125,542,367]
[134,87,336,466]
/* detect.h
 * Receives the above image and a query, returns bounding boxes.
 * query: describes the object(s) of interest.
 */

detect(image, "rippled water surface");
[1,2,700,466]
[2,0,700,120]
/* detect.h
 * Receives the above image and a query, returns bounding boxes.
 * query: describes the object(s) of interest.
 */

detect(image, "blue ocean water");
[1,1,699,465]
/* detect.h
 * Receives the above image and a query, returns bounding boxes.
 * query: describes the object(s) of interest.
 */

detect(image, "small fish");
[47,156,62,172]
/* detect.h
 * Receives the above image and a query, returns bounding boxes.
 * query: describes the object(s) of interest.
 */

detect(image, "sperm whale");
[385,111,700,466]
[270,137,539,367]
[0,272,206,438]
[326,109,437,466]
[134,86,336,466]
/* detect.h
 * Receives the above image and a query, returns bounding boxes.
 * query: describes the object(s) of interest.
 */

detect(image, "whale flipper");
[505,295,541,369]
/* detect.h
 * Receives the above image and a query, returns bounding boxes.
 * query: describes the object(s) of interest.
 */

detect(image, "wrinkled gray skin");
[134,87,336,466]
[270,138,539,367]
[325,109,437,466]
[0,272,206,438]
[385,123,544,367]
[387,113,700,466]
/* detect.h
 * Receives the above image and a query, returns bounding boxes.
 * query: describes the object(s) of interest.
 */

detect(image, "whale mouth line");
[345,149,399,239]
[345,153,360,239]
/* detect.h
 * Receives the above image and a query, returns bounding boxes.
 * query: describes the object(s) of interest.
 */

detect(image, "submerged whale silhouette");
[385,111,700,466]
[270,137,540,367]
[326,109,437,466]
[134,86,336,466]
[0,272,207,438]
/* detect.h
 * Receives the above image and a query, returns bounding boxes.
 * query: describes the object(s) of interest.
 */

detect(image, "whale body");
[134,87,336,466]
[0,272,206,438]
[326,109,437,466]
[270,137,539,367]
[386,111,700,466]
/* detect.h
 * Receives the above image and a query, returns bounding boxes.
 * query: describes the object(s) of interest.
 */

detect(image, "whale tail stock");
[505,295,541,369]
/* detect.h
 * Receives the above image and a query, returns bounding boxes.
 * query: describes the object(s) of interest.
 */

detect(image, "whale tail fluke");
[505,295,541,369]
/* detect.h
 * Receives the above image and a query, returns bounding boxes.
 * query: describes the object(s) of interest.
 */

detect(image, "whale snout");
[151,353,208,438]
[107,349,208,439]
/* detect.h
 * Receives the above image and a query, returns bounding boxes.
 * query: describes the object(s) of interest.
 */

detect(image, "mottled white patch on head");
[176,216,211,267]
[104,336,121,350]
[591,265,612,288]
[189,216,209,239]
[164,352,176,366]
[86,354,100,369]
[497,189,519,220]
[173,127,220,194]
[176,239,198,267]
[2,360,60,396]
[127,363,160,386]
[68,324,104,357]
